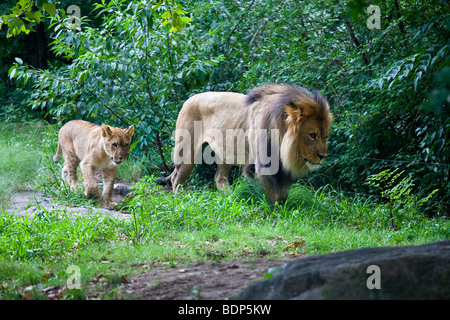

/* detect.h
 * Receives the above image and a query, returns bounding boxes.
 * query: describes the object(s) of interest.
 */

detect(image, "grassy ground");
[0,122,448,299]
[0,121,54,207]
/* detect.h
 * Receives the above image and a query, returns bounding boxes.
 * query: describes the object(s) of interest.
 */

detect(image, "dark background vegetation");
[1,0,448,214]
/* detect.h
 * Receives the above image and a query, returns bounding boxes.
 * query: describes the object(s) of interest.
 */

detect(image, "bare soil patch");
[119,256,301,300]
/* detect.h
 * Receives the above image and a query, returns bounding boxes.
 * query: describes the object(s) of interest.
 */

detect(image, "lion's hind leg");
[171,130,202,192]
[171,163,194,193]
[62,162,80,190]
[60,146,81,191]
[215,163,233,189]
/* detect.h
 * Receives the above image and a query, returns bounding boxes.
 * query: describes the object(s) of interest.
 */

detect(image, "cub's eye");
[309,133,317,140]
[112,143,118,149]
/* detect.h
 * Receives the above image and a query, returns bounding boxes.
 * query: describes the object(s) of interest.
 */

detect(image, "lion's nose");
[317,153,327,161]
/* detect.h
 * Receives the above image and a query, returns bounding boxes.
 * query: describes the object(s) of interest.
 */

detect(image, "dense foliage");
[2,0,449,212]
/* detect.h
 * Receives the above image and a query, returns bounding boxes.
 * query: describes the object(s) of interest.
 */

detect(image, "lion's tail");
[155,171,174,187]
[52,141,62,163]
[155,177,167,186]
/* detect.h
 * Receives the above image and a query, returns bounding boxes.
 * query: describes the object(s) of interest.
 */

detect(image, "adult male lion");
[53,120,134,208]
[163,84,332,203]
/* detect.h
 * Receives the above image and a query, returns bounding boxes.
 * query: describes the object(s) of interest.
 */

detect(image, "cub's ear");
[284,99,315,125]
[125,125,134,137]
[101,125,113,138]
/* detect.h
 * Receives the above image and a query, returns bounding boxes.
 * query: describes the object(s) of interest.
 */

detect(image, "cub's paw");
[84,187,101,199]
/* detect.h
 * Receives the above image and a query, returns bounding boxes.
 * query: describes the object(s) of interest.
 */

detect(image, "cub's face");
[101,125,135,166]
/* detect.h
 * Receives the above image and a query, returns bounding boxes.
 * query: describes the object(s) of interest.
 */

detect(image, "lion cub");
[53,120,134,208]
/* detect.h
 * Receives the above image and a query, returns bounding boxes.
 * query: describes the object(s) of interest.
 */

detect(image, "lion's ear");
[284,101,315,125]
[102,125,113,138]
[125,125,135,137]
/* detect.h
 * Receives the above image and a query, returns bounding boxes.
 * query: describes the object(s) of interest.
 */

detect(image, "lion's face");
[296,117,329,171]
[280,101,332,177]
[101,125,135,166]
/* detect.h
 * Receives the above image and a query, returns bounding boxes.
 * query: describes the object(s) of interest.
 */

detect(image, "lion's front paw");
[102,199,117,209]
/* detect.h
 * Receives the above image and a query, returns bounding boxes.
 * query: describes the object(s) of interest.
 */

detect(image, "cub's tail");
[52,141,62,163]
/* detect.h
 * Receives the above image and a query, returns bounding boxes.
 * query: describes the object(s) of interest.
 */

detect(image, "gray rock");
[234,240,450,300]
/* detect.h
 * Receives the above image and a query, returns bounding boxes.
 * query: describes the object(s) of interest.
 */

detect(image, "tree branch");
[225,0,257,45]
[342,15,361,48]
[394,0,406,34]
[334,0,369,64]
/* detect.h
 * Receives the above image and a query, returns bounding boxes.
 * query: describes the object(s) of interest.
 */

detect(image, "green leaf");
[8,17,25,37]
[78,71,87,83]
[9,66,17,79]
[129,139,139,153]
[32,10,44,24]
[161,11,171,20]
[414,71,422,90]
[434,139,445,153]
[42,3,56,16]
[180,17,193,24]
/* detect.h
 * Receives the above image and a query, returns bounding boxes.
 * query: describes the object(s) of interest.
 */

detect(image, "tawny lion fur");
[164,84,333,203]
[53,120,134,208]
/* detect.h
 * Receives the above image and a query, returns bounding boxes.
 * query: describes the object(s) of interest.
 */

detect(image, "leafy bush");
[9,0,224,173]
[365,169,439,230]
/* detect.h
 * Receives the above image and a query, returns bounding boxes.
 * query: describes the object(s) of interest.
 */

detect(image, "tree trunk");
[26,22,48,70]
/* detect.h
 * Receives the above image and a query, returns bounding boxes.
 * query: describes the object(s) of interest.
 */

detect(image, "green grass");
[0,122,448,299]
[0,121,56,208]
[116,158,146,183]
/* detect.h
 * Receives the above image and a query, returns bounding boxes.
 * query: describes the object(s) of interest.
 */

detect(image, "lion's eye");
[112,143,118,149]
[309,133,317,140]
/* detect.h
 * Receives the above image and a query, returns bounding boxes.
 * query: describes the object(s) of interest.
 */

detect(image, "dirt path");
[119,256,301,300]
[4,185,299,300]
[3,183,132,219]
